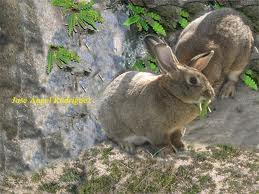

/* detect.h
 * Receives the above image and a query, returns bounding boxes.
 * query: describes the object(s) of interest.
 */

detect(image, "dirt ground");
[185,81,259,149]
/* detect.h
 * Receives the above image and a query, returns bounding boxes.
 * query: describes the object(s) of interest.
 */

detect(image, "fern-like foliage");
[179,10,190,29]
[242,69,258,91]
[123,3,166,36]
[133,57,159,74]
[52,0,104,36]
[47,45,80,74]
[210,1,223,10]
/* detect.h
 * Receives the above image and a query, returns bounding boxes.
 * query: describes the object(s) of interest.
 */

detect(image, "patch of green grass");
[38,181,60,193]
[191,151,209,162]
[79,175,114,193]
[101,146,114,160]
[198,174,212,187]
[59,168,81,182]
[211,144,240,160]
[31,172,41,183]
[185,184,201,194]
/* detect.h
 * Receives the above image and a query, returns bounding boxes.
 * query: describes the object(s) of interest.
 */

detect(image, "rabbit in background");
[98,35,215,154]
[175,8,254,98]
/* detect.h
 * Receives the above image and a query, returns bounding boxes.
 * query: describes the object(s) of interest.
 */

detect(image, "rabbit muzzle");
[202,88,215,101]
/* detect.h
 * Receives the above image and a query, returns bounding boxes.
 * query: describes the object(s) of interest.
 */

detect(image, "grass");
[59,168,81,182]
[1,142,258,193]
[38,181,60,193]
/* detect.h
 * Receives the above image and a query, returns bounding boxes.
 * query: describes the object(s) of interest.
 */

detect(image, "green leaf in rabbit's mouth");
[199,100,211,119]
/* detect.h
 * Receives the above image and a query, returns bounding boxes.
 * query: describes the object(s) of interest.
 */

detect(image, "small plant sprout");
[52,0,104,36]
[47,45,80,74]
[123,3,166,36]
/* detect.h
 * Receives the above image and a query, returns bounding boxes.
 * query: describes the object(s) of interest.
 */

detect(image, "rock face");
[0,0,259,179]
[0,0,134,178]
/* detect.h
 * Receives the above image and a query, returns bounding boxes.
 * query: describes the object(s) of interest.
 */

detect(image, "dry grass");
[1,142,258,193]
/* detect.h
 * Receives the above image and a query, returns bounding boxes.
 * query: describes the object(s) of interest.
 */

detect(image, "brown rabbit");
[98,35,215,154]
[175,8,254,98]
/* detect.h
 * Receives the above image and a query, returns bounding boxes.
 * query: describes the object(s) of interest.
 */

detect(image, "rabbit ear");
[189,50,214,71]
[144,35,179,73]
[154,44,180,73]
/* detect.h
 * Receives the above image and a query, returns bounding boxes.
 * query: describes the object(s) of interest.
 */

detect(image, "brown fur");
[175,8,254,97]
[98,36,214,153]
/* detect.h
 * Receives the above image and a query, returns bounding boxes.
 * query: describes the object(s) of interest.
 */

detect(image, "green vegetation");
[52,0,104,36]
[38,181,60,193]
[133,57,159,74]
[179,10,190,29]
[47,45,80,74]
[199,100,211,119]
[211,144,240,160]
[124,3,166,36]
[31,172,41,183]
[1,143,258,193]
[211,1,223,10]
[242,69,258,91]
[59,168,81,182]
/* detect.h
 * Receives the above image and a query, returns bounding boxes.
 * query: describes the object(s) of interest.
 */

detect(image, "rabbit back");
[175,8,254,94]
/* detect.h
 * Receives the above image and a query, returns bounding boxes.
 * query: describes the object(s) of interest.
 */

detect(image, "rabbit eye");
[189,76,198,85]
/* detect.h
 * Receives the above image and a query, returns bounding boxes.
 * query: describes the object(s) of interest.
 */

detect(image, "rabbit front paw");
[220,81,236,98]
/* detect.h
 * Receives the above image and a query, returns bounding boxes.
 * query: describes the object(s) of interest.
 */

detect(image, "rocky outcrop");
[0,0,135,178]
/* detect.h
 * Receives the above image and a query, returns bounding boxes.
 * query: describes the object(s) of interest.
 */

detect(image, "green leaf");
[78,17,88,29]
[47,50,55,74]
[128,3,145,14]
[245,69,253,76]
[179,17,189,28]
[123,15,141,27]
[149,62,159,73]
[243,74,258,91]
[139,18,149,31]
[180,10,189,18]
[147,12,161,21]
[52,0,74,8]
[199,100,211,119]
[151,21,166,36]
[46,46,80,75]
[213,2,223,10]
[133,59,146,71]
[68,13,77,36]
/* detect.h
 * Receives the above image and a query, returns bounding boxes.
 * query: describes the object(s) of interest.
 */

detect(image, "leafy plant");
[133,57,159,74]
[47,45,80,74]
[178,10,190,29]
[123,3,166,36]
[52,0,104,36]
[199,100,211,119]
[242,69,258,91]
[211,1,223,10]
